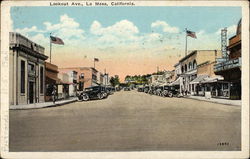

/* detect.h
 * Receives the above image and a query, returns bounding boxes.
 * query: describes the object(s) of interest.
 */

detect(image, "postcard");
[1,0,249,159]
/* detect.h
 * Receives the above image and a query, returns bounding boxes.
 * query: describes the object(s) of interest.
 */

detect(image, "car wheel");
[97,93,104,100]
[168,92,173,98]
[82,94,89,101]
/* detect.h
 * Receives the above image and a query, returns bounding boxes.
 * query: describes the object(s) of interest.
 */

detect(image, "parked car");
[137,86,144,92]
[155,86,164,96]
[124,87,131,91]
[105,86,114,95]
[144,86,150,93]
[78,86,107,101]
[163,85,181,97]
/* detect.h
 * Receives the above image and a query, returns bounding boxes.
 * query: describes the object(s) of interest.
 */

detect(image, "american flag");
[186,30,197,39]
[94,58,99,62]
[50,36,64,45]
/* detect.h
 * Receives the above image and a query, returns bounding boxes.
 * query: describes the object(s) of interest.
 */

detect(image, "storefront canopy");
[190,75,208,84]
[170,77,181,86]
[201,75,224,83]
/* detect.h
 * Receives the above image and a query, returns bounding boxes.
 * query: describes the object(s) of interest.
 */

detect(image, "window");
[21,60,25,93]
[40,66,44,93]
[80,73,84,79]
[193,60,197,69]
[189,62,192,70]
[28,63,35,72]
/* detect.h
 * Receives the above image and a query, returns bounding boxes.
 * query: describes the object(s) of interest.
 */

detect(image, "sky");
[11,6,241,81]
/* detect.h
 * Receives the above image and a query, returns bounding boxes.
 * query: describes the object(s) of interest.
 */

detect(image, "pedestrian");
[52,85,57,104]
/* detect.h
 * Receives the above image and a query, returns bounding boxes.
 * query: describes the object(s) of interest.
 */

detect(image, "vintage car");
[105,86,114,95]
[137,86,144,92]
[163,85,181,97]
[155,86,164,96]
[124,87,131,91]
[78,86,107,101]
[144,86,150,93]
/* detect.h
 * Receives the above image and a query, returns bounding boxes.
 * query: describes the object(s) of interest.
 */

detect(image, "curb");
[10,99,77,110]
[185,97,241,106]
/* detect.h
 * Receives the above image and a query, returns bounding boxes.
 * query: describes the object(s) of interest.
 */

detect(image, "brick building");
[59,67,98,90]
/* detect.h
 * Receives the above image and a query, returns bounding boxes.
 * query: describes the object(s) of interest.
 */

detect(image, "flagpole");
[50,33,52,63]
[185,28,187,57]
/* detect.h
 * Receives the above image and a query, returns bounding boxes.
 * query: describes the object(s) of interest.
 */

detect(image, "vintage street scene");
[8,6,242,151]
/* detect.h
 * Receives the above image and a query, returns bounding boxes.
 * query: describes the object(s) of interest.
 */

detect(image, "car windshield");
[85,87,93,91]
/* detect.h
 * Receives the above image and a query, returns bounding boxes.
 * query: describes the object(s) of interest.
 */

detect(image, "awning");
[46,76,61,84]
[201,75,224,83]
[190,75,209,84]
[170,77,181,86]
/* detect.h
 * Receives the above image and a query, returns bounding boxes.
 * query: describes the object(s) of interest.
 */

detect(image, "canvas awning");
[170,77,181,86]
[46,76,61,84]
[201,75,224,83]
[190,75,209,84]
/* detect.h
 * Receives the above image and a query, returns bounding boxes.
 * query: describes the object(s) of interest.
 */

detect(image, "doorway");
[29,81,34,104]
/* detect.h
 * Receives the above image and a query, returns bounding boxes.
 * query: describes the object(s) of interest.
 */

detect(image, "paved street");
[10,90,241,151]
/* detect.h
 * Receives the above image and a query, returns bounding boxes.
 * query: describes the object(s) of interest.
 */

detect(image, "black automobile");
[78,86,107,101]
[144,86,149,93]
[137,86,144,92]
[124,87,131,91]
[163,85,180,97]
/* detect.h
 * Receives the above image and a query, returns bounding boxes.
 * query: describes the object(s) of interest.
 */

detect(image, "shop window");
[40,66,44,93]
[20,60,25,93]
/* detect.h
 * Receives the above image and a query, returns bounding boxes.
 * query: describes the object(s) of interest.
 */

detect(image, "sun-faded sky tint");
[11,6,241,81]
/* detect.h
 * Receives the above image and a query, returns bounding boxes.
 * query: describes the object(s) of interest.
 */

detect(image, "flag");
[186,30,197,39]
[94,58,99,62]
[50,36,64,45]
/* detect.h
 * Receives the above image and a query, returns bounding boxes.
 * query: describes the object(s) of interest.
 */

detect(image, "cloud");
[215,25,237,37]
[90,20,140,45]
[151,20,179,33]
[43,14,85,40]
[15,26,44,35]
[15,14,85,48]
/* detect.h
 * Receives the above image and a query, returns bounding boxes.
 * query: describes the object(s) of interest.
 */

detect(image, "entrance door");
[29,81,34,104]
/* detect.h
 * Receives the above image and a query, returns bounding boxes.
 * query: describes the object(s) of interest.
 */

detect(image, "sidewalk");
[186,95,241,106]
[10,97,78,110]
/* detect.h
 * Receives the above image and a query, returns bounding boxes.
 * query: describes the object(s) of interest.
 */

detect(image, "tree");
[110,76,120,87]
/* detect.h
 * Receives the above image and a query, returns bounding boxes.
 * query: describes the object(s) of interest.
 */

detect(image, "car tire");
[82,94,89,101]
[97,93,104,100]
[168,92,173,98]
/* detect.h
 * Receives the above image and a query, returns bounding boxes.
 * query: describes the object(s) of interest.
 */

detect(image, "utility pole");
[185,28,187,57]
[49,33,52,63]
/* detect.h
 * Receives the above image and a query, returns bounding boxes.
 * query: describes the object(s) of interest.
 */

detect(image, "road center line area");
[10,90,241,151]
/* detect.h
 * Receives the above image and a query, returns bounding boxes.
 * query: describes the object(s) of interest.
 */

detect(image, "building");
[163,70,175,83]
[45,62,60,102]
[58,69,78,97]
[57,72,69,99]
[59,67,98,90]
[190,61,224,97]
[68,70,78,96]
[178,50,222,95]
[97,72,104,85]
[214,19,241,99]
[103,73,111,86]
[9,32,48,105]
[148,74,165,85]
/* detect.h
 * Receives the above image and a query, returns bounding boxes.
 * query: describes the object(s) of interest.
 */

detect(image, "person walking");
[52,85,57,104]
